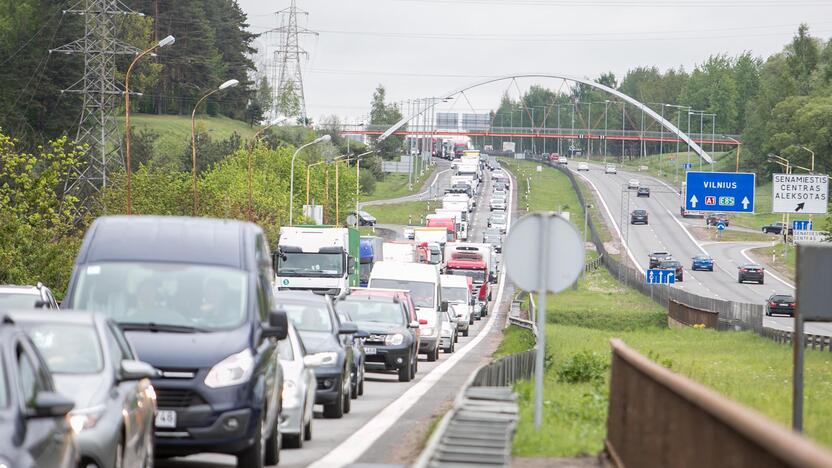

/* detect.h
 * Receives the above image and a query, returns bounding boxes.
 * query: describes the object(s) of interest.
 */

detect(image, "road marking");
[310,168,512,468]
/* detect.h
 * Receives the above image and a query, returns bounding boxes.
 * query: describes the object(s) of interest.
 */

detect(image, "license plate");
[779,304,789,307]
[364,347,377,355]
[155,410,177,428]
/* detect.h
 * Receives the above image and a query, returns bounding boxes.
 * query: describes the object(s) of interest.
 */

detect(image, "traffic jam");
[0,148,509,467]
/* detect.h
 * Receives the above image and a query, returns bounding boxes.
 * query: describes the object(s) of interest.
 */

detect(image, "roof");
[440,275,469,287]
[0,285,39,295]
[370,261,439,282]
[77,216,259,269]
[274,290,330,304]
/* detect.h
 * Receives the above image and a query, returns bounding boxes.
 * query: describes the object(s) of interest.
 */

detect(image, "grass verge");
[690,226,775,243]
[750,243,796,282]
[364,200,430,225]
[362,163,436,202]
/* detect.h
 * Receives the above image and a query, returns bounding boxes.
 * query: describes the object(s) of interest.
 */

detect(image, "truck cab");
[275,226,359,296]
[425,218,456,243]
[444,251,490,317]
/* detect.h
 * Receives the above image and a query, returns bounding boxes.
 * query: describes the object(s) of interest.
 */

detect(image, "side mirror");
[34,300,49,309]
[30,392,75,418]
[303,354,324,368]
[119,360,158,381]
[348,257,356,271]
[339,322,358,335]
[418,319,428,325]
[263,309,289,340]
[440,301,449,312]
[409,320,420,328]
[355,329,370,339]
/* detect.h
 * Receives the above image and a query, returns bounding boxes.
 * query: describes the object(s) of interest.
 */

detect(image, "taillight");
[789,303,796,308]
[741,268,748,272]
[769,302,776,307]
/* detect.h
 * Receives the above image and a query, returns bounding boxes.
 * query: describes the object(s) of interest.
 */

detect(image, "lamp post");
[799,145,816,172]
[190,79,240,215]
[124,34,174,215]
[289,134,331,226]
[353,150,375,224]
[247,122,279,222]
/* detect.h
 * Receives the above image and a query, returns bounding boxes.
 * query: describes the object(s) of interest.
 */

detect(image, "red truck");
[426,217,456,243]
[453,143,468,158]
[444,251,489,317]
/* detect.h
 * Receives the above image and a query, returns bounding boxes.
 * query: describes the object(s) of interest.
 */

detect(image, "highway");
[571,162,832,336]
[158,162,515,467]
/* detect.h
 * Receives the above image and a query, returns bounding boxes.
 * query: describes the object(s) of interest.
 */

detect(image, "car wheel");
[236,415,265,468]
[323,385,345,419]
[343,375,352,414]
[454,333,459,343]
[463,328,469,337]
[398,356,413,382]
[358,366,365,396]
[283,414,303,449]
[411,354,418,378]
[427,345,437,361]
[304,417,312,441]
[469,316,474,325]
[765,309,771,316]
[760,279,764,285]
[264,408,281,465]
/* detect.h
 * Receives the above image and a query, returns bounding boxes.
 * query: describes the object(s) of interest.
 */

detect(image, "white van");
[369,261,446,361]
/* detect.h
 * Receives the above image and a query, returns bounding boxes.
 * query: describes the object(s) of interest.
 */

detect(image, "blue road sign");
[647,269,676,285]
[715,221,727,231]
[682,163,693,170]
[793,220,813,231]
[684,171,756,213]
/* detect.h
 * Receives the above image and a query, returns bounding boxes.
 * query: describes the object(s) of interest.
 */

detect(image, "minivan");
[63,216,289,468]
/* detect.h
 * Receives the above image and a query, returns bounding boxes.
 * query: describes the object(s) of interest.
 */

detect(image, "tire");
[283,422,303,449]
[427,344,437,361]
[454,333,459,343]
[323,385,345,419]
[304,418,312,441]
[760,279,764,285]
[469,316,474,325]
[463,328,469,337]
[351,367,359,400]
[765,309,771,316]
[343,376,352,414]
[237,416,264,468]
[264,409,281,466]
[398,357,412,382]
[411,354,417,378]
[358,368,365,396]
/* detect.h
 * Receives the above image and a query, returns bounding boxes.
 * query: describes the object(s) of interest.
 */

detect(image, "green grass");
[750,243,796,281]
[361,162,436,202]
[690,226,776,243]
[364,200,430,225]
[121,113,258,156]
[494,325,536,358]
[507,266,832,457]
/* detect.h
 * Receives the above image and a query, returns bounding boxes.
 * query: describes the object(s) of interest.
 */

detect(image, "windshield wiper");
[119,322,204,333]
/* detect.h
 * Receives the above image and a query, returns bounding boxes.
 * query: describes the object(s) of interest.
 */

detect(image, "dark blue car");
[63,216,289,468]
[691,254,714,271]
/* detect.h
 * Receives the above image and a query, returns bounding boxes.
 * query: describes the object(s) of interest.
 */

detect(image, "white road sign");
[794,230,829,245]
[772,173,829,214]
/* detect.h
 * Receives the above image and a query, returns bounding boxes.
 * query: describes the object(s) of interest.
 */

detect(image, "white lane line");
[740,246,795,290]
[309,169,512,468]
[572,169,643,273]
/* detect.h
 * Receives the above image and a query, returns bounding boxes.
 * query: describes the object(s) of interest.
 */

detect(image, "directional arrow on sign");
[648,270,654,283]
[690,195,698,208]
[795,202,805,212]
[668,272,675,282]
[741,197,750,210]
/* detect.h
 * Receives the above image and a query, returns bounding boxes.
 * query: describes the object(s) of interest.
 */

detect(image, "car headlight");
[0,457,10,468]
[421,326,435,336]
[384,333,404,346]
[69,405,105,434]
[204,349,254,388]
[313,351,339,367]
[281,379,300,408]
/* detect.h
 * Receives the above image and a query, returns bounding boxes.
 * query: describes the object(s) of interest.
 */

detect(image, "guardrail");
[763,328,832,352]
[585,254,604,272]
[607,338,832,468]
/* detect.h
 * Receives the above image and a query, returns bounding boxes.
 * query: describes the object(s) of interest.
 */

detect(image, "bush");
[556,350,609,384]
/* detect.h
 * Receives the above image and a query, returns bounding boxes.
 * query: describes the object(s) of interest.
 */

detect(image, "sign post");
[504,213,585,430]
[685,171,756,213]
[646,269,676,285]
[772,174,829,214]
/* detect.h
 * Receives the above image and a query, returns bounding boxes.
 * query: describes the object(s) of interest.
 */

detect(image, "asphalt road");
[571,162,832,336]
[158,162,515,467]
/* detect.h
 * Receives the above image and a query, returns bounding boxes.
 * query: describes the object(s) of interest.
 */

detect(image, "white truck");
[414,227,450,247]
[275,226,359,295]
[442,193,473,213]
[456,162,479,179]
[451,175,478,195]
[382,241,419,263]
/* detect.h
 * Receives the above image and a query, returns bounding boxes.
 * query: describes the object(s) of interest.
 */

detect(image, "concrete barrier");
[606,339,832,468]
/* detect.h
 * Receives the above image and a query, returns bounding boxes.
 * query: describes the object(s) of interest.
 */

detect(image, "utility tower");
[271,0,316,124]
[52,0,141,213]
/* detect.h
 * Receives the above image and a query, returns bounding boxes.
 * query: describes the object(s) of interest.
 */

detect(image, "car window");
[28,323,105,374]
[336,300,405,326]
[72,262,249,331]
[17,346,41,408]
[369,279,436,309]
[441,287,468,303]
[277,301,333,332]
[0,293,41,309]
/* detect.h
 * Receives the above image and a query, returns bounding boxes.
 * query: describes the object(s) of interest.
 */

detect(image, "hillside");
[119,113,258,156]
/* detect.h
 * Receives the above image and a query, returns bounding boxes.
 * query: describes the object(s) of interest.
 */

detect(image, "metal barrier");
[763,328,832,352]
[607,338,832,468]
[668,299,719,329]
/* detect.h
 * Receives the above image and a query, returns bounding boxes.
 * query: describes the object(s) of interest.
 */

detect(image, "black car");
[63,216,289,467]
[637,186,650,197]
[766,294,795,316]
[630,210,648,225]
[0,317,78,468]
[355,211,377,227]
[336,295,420,382]
[274,291,356,419]
[657,260,684,282]
[706,213,730,227]
[648,251,672,269]
[738,264,765,284]
[762,222,793,235]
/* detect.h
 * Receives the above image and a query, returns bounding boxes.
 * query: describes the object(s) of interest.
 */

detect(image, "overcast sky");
[237,0,832,122]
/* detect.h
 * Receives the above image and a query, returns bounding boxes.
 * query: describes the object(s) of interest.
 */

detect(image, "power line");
[269,0,317,123]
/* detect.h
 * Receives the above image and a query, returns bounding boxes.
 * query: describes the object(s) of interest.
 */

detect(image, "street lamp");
[124,34,174,215]
[246,122,281,222]
[353,150,375,224]
[799,146,816,172]
[289,134,332,226]
[191,79,240,215]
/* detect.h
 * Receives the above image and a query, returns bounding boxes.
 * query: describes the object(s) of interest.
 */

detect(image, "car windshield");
[660,262,681,268]
[634,211,646,215]
[28,323,104,374]
[694,256,711,261]
[771,295,794,302]
[0,292,41,309]
[72,262,248,331]
[446,268,487,283]
[490,216,506,223]
[369,279,435,309]
[278,252,343,276]
[441,287,468,303]
[277,301,333,333]
[336,301,405,326]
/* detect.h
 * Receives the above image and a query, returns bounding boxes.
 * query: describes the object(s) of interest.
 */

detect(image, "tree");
[785,23,820,95]
[368,85,404,160]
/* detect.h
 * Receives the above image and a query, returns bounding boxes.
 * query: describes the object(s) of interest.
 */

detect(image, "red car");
[349,288,422,338]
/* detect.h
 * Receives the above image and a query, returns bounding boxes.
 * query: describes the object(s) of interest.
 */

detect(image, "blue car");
[691,254,714,271]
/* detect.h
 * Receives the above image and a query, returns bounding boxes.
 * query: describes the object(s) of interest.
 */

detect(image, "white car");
[279,323,319,448]
[605,164,617,174]
[490,199,506,211]
[577,162,589,171]
[628,179,640,189]
[450,303,471,336]
[440,309,458,353]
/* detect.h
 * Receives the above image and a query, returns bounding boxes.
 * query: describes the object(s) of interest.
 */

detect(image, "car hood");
[354,321,407,335]
[124,324,251,370]
[53,373,110,410]
[296,330,340,354]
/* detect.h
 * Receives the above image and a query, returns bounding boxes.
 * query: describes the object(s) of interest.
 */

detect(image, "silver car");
[12,312,156,468]
[279,323,320,449]
[0,284,59,309]
[440,310,458,353]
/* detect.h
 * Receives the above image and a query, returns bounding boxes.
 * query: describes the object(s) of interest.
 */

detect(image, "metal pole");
[408,100,413,190]
[570,101,575,157]
[660,104,665,173]
[793,304,804,432]
[621,102,625,162]
[640,105,645,159]
[604,101,609,161]
[687,111,692,168]
[676,108,682,183]
[587,103,592,158]
[534,216,549,430]
[556,104,561,156]
[699,112,704,171]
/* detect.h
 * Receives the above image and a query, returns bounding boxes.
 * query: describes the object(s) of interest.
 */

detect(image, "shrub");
[556,350,609,384]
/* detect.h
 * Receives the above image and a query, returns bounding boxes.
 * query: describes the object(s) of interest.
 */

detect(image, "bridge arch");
[378,73,713,165]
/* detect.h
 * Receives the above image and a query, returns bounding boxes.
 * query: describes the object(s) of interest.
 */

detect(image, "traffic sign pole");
[534,216,548,430]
